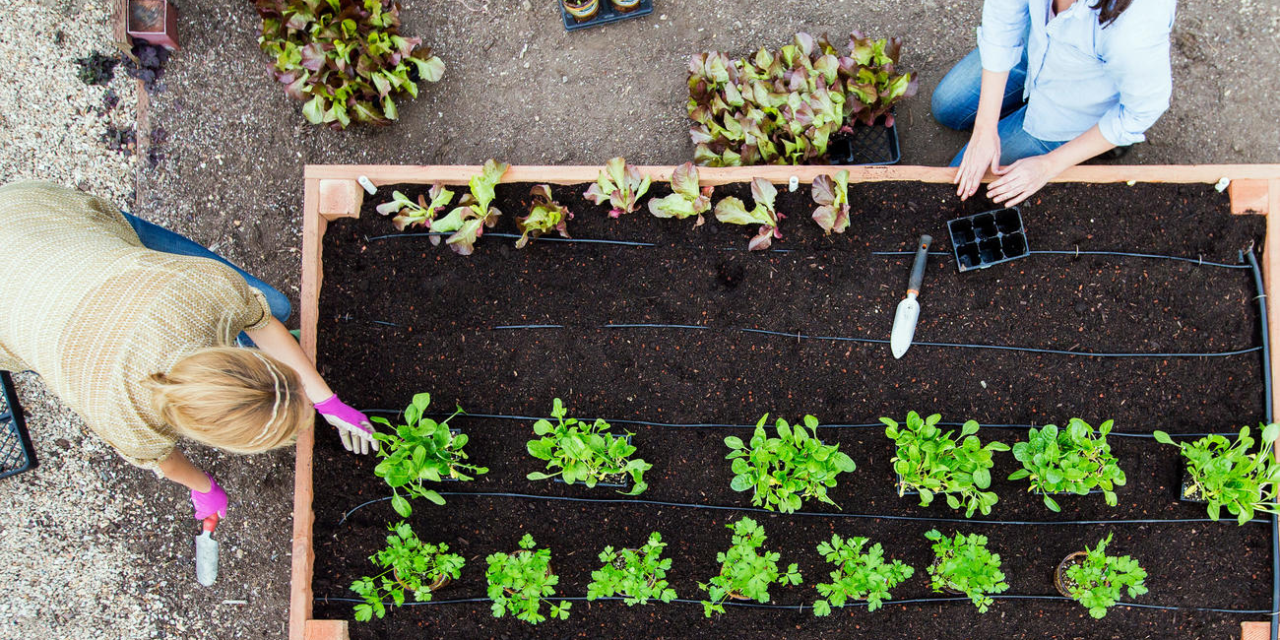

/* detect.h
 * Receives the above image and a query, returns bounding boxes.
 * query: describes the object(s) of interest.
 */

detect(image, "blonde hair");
[147,347,312,453]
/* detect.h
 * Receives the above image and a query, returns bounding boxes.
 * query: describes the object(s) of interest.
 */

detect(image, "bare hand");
[987,155,1060,206]
[954,127,1001,201]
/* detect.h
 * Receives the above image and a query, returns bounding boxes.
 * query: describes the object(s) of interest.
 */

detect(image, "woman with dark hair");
[932,0,1176,205]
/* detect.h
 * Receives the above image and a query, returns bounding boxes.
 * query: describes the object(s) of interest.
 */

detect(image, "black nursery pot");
[828,119,901,166]
[948,207,1030,272]
[1179,468,1208,504]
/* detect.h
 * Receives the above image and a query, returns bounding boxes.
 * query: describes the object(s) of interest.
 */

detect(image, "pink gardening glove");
[314,394,378,455]
[190,473,227,520]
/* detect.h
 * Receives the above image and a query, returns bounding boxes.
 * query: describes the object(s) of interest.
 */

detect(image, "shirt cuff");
[1097,105,1148,147]
[976,26,1024,73]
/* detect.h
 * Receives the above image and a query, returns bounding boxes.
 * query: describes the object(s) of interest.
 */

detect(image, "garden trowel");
[890,235,933,359]
[195,514,219,587]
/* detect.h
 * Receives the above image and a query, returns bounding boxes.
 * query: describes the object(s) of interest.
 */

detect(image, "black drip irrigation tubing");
[874,248,1252,270]
[1244,250,1280,635]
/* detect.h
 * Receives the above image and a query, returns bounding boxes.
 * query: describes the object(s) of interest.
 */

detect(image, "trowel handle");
[202,514,219,533]
[907,235,933,296]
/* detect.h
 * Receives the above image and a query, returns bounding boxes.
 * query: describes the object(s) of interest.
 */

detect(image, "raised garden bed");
[290,165,1280,640]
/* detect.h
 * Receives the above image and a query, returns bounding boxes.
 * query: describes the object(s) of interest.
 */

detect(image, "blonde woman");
[0,181,375,521]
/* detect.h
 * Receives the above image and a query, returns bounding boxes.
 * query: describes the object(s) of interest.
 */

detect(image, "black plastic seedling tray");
[829,122,901,166]
[0,372,36,480]
[948,207,1030,272]
[561,0,652,31]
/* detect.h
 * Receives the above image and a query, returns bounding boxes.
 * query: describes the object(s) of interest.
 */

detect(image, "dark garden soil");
[312,181,1270,639]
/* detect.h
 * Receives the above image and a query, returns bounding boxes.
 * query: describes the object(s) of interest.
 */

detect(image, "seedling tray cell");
[948,207,1030,272]
[828,122,901,166]
[561,0,653,32]
[0,372,36,480]
[1180,469,1208,504]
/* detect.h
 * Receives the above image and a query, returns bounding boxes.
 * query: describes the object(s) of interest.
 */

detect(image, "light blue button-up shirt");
[977,0,1176,145]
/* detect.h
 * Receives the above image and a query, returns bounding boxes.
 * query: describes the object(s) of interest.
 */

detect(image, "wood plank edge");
[290,178,322,640]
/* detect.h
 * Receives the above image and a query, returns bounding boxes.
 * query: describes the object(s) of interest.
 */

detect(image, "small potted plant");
[1008,418,1127,512]
[883,412,1010,517]
[561,0,599,21]
[699,517,802,616]
[486,534,570,624]
[924,529,1009,613]
[1055,533,1148,619]
[371,393,489,517]
[724,414,856,513]
[1153,423,1280,524]
[611,0,643,13]
[349,521,465,621]
[812,534,914,616]
[526,398,651,495]
[586,532,678,606]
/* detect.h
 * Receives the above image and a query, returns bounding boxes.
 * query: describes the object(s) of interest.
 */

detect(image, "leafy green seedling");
[714,177,783,251]
[432,159,508,255]
[517,185,572,248]
[584,157,651,218]
[586,532,678,606]
[924,529,1008,613]
[1061,533,1147,619]
[485,534,570,624]
[1153,423,1280,525]
[844,32,917,127]
[526,398,651,495]
[349,521,464,621]
[724,414,856,513]
[699,517,802,617]
[883,412,1009,517]
[1008,418,1126,512]
[812,535,913,616]
[376,184,454,231]
[648,162,713,225]
[811,170,851,234]
[371,393,488,517]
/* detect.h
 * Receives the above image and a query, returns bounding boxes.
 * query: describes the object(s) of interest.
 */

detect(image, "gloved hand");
[314,394,378,455]
[191,473,227,520]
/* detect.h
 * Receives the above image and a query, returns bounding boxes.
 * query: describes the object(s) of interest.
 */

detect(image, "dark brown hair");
[1092,0,1134,27]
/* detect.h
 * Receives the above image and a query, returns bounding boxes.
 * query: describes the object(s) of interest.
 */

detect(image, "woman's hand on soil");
[987,154,1060,206]
[954,127,1001,201]
[190,473,227,520]
[315,394,379,455]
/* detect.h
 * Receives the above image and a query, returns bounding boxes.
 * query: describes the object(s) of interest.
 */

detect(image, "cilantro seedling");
[1060,533,1147,619]
[349,521,464,621]
[485,534,570,624]
[924,529,1008,613]
[586,532,678,606]
[812,534,913,616]
[698,517,802,617]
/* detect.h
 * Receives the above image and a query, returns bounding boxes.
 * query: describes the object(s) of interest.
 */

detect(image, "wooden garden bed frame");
[292,164,1280,640]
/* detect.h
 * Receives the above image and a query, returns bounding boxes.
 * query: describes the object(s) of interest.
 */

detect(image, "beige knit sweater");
[0,181,272,470]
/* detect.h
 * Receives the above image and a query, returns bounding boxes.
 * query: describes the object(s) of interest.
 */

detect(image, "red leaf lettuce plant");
[714,177,782,250]
[516,185,572,248]
[376,184,454,231]
[584,157,651,218]
[648,162,713,225]
[811,170,851,234]
[432,159,508,255]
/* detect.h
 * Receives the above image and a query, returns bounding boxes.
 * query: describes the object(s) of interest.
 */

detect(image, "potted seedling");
[924,529,1008,613]
[526,398,651,495]
[724,414,856,513]
[1153,423,1280,524]
[883,412,1010,517]
[699,517,802,617]
[811,170,851,234]
[812,534,914,616]
[371,393,488,517]
[486,534,570,624]
[349,521,464,621]
[1055,533,1148,619]
[648,162,713,226]
[611,0,642,12]
[561,0,599,21]
[376,184,455,232]
[586,532,677,606]
[584,157,651,218]
[516,185,572,248]
[714,177,783,251]
[431,159,509,255]
[1008,418,1126,512]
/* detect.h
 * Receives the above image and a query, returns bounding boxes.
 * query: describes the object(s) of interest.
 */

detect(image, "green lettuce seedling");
[1153,423,1280,525]
[516,184,572,248]
[1008,418,1126,512]
[924,529,1008,613]
[485,534,570,624]
[699,517,802,617]
[584,157,651,218]
[376,184,454,231]
[724,414,856,513]
[811,170,850,234]
[1062,533,1147,619]
[526,398,651,495]
[714,177,783,251]
[843,32,917,127]
[812,534,913,616]
[432,159,508,255]
[648,162,713,225]
[371,393,488,517]
[586,532,677,606]
[350,521,464,621]
[883,412,1009,517]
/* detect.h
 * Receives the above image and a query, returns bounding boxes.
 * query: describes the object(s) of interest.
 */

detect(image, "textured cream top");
[0,181,272,470]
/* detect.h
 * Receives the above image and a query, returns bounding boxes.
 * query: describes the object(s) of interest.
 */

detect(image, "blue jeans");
[932,47,1064,167]
[122,213,292,325]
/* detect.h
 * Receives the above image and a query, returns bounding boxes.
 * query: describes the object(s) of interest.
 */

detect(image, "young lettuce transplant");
[843,32,917,127]
[883,412,1010,518]
[432,159,508,255]
[699,517,802,617]
[584,157,651,218]
[516,184,572,248]
[350,521,464,621]
[526,398,651,495]
[924,529,1008,613]
[255,0,445,129]
[586,532,678,606]
[371,393,488,517]
[1153,424,1280,525]
[724,414,856,513]
[811,170,851,234]
[648,162,714,225]
[812,535,914,616]
[1008,418,1126,512]
[1061,533,1148,619]
[486,534,570,624]
[376,184,454,231]
[714,177,783,251]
